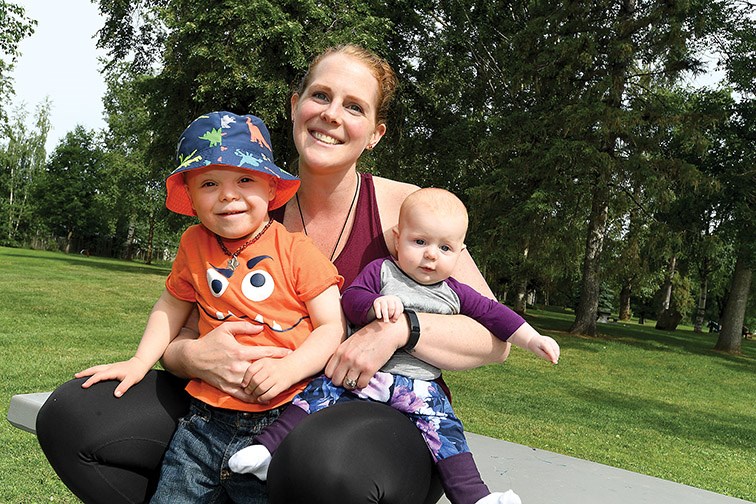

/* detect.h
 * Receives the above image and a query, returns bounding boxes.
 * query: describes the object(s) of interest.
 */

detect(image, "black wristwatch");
[402,309,420,353]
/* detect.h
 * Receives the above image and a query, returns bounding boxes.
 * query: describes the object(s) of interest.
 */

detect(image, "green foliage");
[0,42,51,246]
[0,2,751,334]
[96,0,397,167]
[0,100,50,245]
[0,0,36,117]
[670,273,696,320]
[101,67,183,262]
[79,0,403,259]
[30,127,110,251]
[373,1,745,336]
[597,284,615,315]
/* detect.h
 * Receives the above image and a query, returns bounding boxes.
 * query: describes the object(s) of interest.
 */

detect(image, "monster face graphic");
[201,254,309,333]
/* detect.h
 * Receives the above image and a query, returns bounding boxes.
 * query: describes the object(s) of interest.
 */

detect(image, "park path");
[438,432,753,503]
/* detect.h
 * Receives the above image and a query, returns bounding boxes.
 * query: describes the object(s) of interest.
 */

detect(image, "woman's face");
[291,53,386,174]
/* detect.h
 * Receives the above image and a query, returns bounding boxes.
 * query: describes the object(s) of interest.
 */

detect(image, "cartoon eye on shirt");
[206,255,274,301]
[241,267,274,301]
[207,267,230,297]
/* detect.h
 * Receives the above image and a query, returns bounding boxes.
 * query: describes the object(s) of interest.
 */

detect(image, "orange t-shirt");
[166,221,343,412]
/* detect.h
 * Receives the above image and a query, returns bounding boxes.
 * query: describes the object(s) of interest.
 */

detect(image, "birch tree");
[0,100,50,243]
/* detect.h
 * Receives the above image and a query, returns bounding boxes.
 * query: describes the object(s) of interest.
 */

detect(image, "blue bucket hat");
[166,111,300,216]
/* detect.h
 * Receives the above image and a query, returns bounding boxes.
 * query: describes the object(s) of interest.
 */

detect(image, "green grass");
[1,246,754,502]
[0,246,169,503]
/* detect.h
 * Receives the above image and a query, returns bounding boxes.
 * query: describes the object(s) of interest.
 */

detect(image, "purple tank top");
[271,172,391,288]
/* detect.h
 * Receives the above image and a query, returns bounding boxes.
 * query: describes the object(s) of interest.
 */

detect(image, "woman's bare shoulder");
[372,175,419,208]
[371,176,420,255]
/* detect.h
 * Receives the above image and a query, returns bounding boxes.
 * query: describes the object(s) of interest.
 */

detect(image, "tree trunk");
[7,164,16,241]
[513,281,528,315]
[146,211,156,265]
[655,255,680,330]
[124,221,136,260]
[659,255,677,311]
[513,243,529,314]
[570,180,609,336]
[693,276,708,333]
[715,253,752,353]
[65,229,73,254]
[619,282,632,321]
[570,0,635,336]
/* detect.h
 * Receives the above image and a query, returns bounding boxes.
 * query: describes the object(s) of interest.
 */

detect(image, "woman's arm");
[326,311,510,389]
[160,309,292,401]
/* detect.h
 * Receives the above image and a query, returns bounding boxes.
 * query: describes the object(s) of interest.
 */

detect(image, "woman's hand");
[325,318,405,389]
[162,320,291,402]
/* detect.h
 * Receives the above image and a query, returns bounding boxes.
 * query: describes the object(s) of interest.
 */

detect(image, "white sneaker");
[475,489,522,504]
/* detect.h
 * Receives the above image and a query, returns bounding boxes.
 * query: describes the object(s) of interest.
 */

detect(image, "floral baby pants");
[292,371,469,461]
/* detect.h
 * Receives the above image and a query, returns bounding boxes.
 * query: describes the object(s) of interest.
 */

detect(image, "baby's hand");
[373,295,404,323]
[526,335,560,364]
[75,357,153,397]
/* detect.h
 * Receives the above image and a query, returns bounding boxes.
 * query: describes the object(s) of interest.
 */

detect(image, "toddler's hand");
[241,357,297,404]
[527,335,560,364]
[75,357,153,397]
[373,295,404,323]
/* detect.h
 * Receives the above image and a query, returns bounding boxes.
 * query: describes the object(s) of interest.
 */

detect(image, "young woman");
[37,45,540,503]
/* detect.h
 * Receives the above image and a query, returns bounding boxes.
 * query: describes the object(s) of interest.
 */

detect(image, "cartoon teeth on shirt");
[200,254,309,332]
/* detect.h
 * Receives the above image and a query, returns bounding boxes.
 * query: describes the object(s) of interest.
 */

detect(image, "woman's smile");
[311,130,342,145]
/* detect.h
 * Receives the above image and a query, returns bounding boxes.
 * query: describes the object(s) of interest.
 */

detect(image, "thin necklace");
[296,174,360,261]
[215,218,273,271]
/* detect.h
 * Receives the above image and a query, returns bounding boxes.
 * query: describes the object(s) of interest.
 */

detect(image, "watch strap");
[402,309,420,352]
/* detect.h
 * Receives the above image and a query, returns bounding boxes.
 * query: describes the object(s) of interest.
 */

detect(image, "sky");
[10,0,107,154]
[8,1,727,157]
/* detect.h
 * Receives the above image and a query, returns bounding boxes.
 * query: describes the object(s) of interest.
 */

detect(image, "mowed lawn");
[1,246,754,502]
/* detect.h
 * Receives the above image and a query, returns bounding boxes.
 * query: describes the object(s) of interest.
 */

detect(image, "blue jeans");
[150,398,283,503]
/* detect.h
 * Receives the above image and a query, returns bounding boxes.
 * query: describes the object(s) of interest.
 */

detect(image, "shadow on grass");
[568,385,756,453]
[1,250,170,277]
[523,309,755,371]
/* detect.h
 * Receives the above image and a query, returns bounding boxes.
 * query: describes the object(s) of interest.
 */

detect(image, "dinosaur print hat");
[166,111,300,216]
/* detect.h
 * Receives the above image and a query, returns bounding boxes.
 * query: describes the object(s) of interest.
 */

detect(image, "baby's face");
[393,211,467,285]
[185,166,275,240]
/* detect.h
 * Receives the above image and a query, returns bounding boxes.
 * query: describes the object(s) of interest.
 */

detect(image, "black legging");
[36,370,443,504]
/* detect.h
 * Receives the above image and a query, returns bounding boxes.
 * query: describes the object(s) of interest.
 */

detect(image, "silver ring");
[344,378,357,389]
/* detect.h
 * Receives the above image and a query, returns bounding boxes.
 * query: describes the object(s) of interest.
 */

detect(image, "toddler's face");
[393,210,466,285]
[185,166,276,240]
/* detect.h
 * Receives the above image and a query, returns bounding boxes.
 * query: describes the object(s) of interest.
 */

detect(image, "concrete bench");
[8,392,51,433]
[8,392,751,503]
